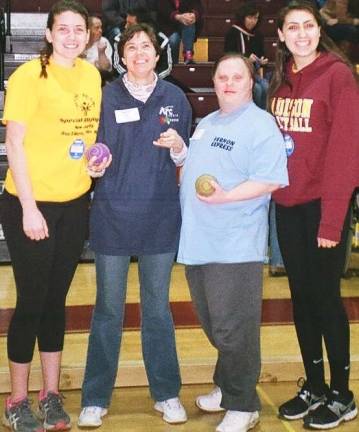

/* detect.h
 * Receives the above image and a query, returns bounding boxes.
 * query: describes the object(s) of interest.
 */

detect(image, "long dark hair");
[235,2,260,31]
[40,0,89,78]
[268,0,355,101]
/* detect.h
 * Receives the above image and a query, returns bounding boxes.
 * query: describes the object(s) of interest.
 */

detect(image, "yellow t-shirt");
[3,58,101,202]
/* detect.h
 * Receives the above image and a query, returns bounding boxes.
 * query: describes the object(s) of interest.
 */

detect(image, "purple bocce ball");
[85,143,111,165]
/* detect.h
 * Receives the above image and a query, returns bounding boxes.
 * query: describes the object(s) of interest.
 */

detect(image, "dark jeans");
[185,262,263,411]
[2,191,89,363]
[168,23,196,63]
[325,24,359,43]
[276,199,351,394]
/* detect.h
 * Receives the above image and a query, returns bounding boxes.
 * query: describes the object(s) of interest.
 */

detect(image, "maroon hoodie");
[271,52,359,242]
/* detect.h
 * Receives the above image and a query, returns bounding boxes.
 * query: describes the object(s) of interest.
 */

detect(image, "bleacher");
[171,0,286,119]
[0,0,358,262]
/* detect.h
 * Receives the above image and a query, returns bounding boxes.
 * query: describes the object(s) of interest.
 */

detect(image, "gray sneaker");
[2,397,44,432]
[38,392,71,431]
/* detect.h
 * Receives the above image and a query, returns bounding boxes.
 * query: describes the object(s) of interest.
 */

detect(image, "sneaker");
[3,397,44,432]
[77,407,108,428]
[196,386,225,413]
[303,390,358,429]
[38,391,70,430]
[154,397,187,424]
[216,410,259,432]
[183,50,195,65]
[278,379,327,420]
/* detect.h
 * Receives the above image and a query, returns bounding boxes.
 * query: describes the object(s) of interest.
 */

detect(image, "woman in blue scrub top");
[79,23,192,428]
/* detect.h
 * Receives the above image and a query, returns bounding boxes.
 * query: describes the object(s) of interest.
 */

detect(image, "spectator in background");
[158,0,203,64]
[113,7,173,78]
[84,16,113,72]
[320,0,359,48]
[224,2,269,109]
[102,0,158,43]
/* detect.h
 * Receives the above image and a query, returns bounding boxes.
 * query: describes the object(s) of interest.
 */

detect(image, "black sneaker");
[303,390,358,429]
[279,379,327,420]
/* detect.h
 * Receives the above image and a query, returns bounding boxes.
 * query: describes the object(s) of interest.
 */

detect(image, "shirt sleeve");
[170,90,192,166]
[104,38,113,67]
[170,144,188,166]
[3,63,40,125]
[318,66,359,241]
[247,115,289,187]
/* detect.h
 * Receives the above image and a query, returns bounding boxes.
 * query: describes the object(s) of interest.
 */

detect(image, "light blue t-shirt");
[177,102,289,265]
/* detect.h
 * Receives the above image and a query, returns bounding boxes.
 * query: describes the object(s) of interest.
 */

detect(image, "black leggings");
[2,191,89,363]
[276,199,351,394]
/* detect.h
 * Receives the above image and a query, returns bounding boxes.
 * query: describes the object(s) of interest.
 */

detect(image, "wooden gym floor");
[1,257,359,430]
[0,383,359,431]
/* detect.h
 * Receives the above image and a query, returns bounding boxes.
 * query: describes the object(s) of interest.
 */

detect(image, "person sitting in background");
[102,0,158,44]
[84,16,113,72]
[113,7,173,79]
[224,2,269,109]
[320,0,359,49]
[157,0,203,64]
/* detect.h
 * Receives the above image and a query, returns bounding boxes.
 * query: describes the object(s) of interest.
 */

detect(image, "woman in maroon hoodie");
[268,1,359,430]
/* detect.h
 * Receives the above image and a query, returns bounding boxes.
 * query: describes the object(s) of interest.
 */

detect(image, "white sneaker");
[196,386,225,412]
[78,406,108,428]
[154,397,188,424]
[216,410,259,432]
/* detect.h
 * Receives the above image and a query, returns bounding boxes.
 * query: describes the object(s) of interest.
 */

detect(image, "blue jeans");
[269,201,284,267]
[169,23,196,63]
[81,252,181,408]
[253,75,269,109]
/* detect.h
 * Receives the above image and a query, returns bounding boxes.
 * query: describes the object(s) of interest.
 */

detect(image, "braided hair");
[40,0,89,78]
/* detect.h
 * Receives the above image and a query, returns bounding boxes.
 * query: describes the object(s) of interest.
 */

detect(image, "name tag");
[191,128,205,140]
[115,108,140,123]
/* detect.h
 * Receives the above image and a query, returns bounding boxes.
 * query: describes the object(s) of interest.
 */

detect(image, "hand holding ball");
[85,143,111,165]
[195,174,217,197]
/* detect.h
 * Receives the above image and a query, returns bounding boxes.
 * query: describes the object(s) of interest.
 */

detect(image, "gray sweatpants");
[185,262,263,411]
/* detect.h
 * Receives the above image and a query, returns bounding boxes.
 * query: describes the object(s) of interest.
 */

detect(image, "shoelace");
[297,377,306,389]
[83,406,103,415]
[296,377,311,397]
[10,399,37,425]
[43,393,65,415]
[164,399,181,410]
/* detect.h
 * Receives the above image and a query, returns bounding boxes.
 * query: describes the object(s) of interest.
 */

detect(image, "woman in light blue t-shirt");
[178,53,288,432]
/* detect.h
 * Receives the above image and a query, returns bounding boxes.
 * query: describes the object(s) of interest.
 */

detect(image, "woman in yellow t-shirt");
[1,1,109,431]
